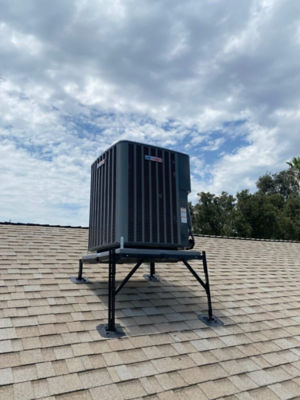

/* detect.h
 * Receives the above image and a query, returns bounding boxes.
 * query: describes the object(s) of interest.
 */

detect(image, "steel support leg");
[97,249,125,338]
[202,251,213,320]
[107,249,116,332]
[150,262,155,277]
[144,261,159,282]
[183,252,223,327]
[77,259,83,280]
[70,259,88,284]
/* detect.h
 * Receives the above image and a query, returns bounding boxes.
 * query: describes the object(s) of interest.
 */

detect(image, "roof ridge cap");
[194,233,300,243]
[0,222,88,229]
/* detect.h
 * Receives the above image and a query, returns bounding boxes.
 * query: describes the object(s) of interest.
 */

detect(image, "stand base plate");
[96,324,126,338]
[198,314,224,327]
[70,277,89,284]
[143,274,160,282]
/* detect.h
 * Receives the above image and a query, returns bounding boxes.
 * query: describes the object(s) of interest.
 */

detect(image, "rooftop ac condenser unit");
[88,140,193,252]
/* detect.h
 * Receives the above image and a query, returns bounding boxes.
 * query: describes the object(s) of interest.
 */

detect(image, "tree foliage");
[191,158,300,240]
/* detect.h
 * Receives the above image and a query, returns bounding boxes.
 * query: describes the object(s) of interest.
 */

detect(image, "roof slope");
[0,224,300,400]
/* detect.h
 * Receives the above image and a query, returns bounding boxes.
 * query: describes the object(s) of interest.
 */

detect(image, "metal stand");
[96,249,125,337]
[71,248,223,337]
[183,251,223,327]
[108,249,116,331]
[70,260,89,284]
[144,261,160,282]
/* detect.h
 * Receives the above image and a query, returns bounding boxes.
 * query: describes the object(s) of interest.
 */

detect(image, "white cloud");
[0,0,299,224]
[202,137,225,151]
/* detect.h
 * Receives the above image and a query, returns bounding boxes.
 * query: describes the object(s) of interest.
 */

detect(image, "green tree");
[257,170,299,200]
[192,192,236,236]
[235,191,282,239]
[191,156,300,240]
[287,156,300,181]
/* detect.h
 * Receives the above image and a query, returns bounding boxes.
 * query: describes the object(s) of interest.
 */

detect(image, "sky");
[0,0,300,226]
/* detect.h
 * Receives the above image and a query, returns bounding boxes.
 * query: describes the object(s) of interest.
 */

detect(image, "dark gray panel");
[88,140,191,251]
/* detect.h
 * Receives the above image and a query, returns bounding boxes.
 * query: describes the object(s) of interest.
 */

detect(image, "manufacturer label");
[97,159,105,168]
[180,207,187,223]
[145,155,162,163]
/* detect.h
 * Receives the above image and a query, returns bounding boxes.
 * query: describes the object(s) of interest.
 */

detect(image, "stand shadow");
[84,271,219,336]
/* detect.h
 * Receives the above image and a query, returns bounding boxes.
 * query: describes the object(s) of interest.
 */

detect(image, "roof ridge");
[194,233,300,243]
[1,222,299,242]
[0,221,88,229]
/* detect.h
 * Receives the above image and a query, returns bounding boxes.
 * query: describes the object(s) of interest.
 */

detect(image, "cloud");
[0,0,299,225]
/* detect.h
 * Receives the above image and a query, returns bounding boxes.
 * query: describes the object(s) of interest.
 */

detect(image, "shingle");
[107,366,122,383]
[103,351,124,366]
[251,355,272,369]
[120,348,148,364]
[2,224,300,400]
[0,327,17,340]
[0,384,14,400]
[229,374,258,392]
[155,371,186,390]
[47,373,82,396]
[13,364,37,382]
[32,378,50,398]
[0,318,12,328]
[280,365,299,381]
[79,368,112,389]
[90,383,123,400]
[71,342,94,356]
[268,381,299,400]
[0,339,13,353]
[52,359,69,375]
[87,354,106,369]
[0,367,13,385]
[13,381,34,400]
[20,348,43,364]
[179,364,227,385]
[247,369,280,386]
[189,350,218,365]
[54,345,74,360]
[140,376,163,395]
[0,351,21,368]
[40,334,64,348]
[199,377,239,399]
[175,385,208,399]
[66,357,85,373]
[22,336,41,349]
[114,365,134,381]
[157,390,178,400]
[247,386,281,400]
[221,358,259,375]
[143,346,163,360]
[117,380,147,399]
[37,361,56,378]
[55,389,92,400]
[41,347,56,361]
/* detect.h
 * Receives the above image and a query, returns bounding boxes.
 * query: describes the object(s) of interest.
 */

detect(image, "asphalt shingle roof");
[0,223,300,399]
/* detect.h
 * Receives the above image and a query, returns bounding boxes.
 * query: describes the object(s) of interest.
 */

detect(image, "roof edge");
[0,222,88,229]
[194,233,300,243]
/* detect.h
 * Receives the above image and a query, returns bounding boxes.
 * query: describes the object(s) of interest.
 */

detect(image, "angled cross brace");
[182,251,212,319]
[183,251,223,327]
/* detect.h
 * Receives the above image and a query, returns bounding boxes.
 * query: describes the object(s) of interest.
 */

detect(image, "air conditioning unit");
[88,140,192,251]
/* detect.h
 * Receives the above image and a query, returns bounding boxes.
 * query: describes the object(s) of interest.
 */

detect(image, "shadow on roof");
[84,276,225,336]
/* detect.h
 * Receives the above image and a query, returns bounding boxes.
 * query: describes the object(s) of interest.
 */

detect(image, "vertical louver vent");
[88,145,117,250]
[127,142,179,246]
